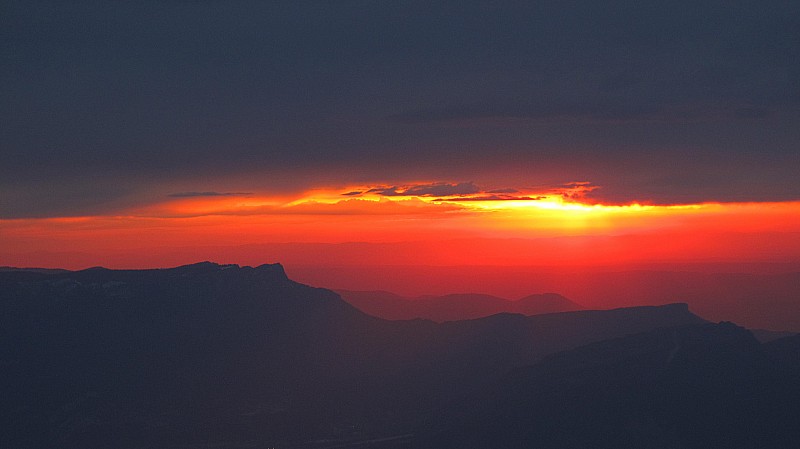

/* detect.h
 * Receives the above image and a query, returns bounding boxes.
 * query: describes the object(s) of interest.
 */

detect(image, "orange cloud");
[2,181,800,270]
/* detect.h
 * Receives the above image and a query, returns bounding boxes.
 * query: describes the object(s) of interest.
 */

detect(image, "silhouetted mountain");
[764,334,800,371]
[419,322,800,449]
[291,264,800,331]
[336,290,582,321]
[0,263,715,448]
[517,292,584,314]
[750,328,798,343]
[0,266,69,274]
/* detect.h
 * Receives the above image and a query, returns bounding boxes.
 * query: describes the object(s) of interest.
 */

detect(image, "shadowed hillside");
[1,263,772,448]
[336,290,582,321]
[419,322,800,448]
[289,264,800,331]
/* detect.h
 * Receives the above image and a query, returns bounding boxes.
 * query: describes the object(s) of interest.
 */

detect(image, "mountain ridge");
[0,262,758,448]
[419,321,800,448]
[336,289,583,322]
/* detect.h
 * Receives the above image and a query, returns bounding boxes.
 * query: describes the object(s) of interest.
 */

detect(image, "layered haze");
[3,1,800,330]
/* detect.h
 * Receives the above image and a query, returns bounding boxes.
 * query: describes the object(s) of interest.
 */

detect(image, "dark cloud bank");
[167,192,251,198]
[2,0,799,217]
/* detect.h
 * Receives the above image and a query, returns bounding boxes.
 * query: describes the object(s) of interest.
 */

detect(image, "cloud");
[2,0,800,219]
[551,182,600,202]
[282,198,462,216]
[167,192,252,198]
[390,97,778,125]
[391,102,671,124]
[367,182,482,197]
[359,181,602,204]
[435,195,545,202]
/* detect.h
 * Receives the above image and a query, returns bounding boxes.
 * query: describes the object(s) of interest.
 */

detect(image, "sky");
[2,0,800,272]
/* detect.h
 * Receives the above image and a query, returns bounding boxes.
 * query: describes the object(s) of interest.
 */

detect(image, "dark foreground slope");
[420,322,800,449]
[336,290,582,321]
[0,263,723,448]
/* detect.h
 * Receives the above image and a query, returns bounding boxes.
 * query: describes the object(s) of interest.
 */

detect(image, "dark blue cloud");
[2,0,799,217]
[435,195,546,202]
[368,182,482,197]
[167,192,251,198]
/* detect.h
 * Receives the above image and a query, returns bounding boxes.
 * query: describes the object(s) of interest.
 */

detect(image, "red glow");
[4,186,800,330]
[2,185,800,270]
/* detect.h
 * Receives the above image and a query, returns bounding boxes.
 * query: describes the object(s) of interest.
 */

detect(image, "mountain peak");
[172,261,224,273]
[170,261,287,278]
[254,262,286,275]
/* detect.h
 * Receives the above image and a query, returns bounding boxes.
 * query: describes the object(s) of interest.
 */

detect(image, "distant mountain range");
[336,290,583,321]
[1,263,797,448]
[288,263,800,331]
[420,322,800,448]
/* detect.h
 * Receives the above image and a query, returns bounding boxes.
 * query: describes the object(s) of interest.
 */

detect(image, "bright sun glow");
[3,181,800,270]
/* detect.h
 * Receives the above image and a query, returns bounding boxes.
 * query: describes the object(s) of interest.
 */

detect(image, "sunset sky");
[2,1,800,272]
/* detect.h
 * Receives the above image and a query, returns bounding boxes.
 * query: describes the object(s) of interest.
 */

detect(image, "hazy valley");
[2,262,798,448]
